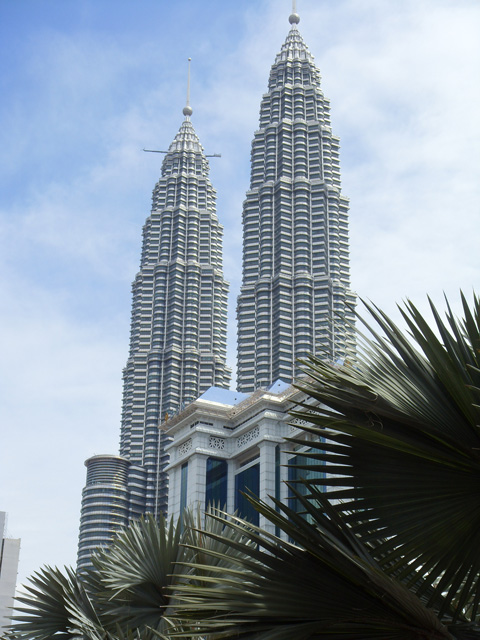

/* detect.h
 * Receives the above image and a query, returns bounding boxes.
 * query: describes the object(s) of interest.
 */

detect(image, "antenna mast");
[289,0,300,25]
[183,58,193,117]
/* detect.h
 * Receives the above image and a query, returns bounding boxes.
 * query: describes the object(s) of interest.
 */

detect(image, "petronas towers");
[77,6,355,569]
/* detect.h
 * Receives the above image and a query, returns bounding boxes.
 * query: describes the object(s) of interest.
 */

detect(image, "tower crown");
[236,3,355,393]
[275,23,314,64]
[167,119,204,155]
[161,118,209,179]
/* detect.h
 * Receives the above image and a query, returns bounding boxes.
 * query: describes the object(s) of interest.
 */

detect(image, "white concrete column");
[187,453,207,513]
[227,458,236,515]
[258,440,277,536]
[167,463,179,522]
[279,445,292,504]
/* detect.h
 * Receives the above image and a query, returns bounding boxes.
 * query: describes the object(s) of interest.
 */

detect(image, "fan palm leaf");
[88,513,184,634]
[9,509,254,640]
[10,565,101,640]
[290,293,480,622]
[89,510,254,635]
[171,490,456,639]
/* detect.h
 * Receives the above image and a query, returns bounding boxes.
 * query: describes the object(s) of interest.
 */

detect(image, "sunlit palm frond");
[11,565,99,640]
[89,513,184,635]
[182,505,258,577]
[8,510,255,640]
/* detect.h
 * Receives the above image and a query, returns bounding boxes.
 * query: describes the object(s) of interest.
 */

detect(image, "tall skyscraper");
[79,4,356,569]
[119,97,231,515]
[236,8,355,392]
[77,89,230,570]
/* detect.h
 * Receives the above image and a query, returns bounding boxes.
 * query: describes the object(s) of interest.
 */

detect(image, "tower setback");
[236,10,355,392]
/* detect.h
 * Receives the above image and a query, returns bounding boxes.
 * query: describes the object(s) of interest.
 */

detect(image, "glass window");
[205,457,228,509]
[288,448,325,517]
[235,463,260,526]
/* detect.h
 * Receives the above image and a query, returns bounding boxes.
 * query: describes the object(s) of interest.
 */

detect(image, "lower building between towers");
[165,381,325,533]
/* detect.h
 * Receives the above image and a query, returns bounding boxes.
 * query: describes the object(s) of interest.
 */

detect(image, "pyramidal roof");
[274,14,315,64]
[167,117,205,155]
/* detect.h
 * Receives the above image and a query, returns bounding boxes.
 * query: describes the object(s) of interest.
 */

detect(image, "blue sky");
[0,0,479,589]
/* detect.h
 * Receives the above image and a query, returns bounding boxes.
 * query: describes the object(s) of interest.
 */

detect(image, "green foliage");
[88,513,184,634]
[10,565,98,640]
[10,515,180,640]
[172,494,453,639]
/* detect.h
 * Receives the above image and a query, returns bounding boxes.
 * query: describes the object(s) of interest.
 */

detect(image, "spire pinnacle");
[289,0,300,25]
[183,58,193,118]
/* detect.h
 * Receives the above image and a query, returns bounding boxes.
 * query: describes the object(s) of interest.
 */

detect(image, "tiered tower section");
[120,112,231,515]
[237,11,355,392]
[78,104,230,571]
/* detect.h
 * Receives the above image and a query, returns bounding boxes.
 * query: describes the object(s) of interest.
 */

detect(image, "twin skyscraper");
[77,7,355,570]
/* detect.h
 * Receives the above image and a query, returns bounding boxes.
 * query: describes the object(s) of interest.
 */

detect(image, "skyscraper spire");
[289,0,300,25]
[183,57,193,118]
[236,9,355,392]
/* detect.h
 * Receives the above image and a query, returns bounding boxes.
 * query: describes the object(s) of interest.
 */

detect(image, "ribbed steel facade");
[119,116,231,516]
[237,18,355,392]
[78,10,355,568]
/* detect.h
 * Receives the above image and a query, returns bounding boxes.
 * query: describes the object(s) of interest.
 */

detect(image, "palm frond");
[89,513,185,634]
[291,294,480,622]
[11,565,99,640]
[170,492,454,639]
